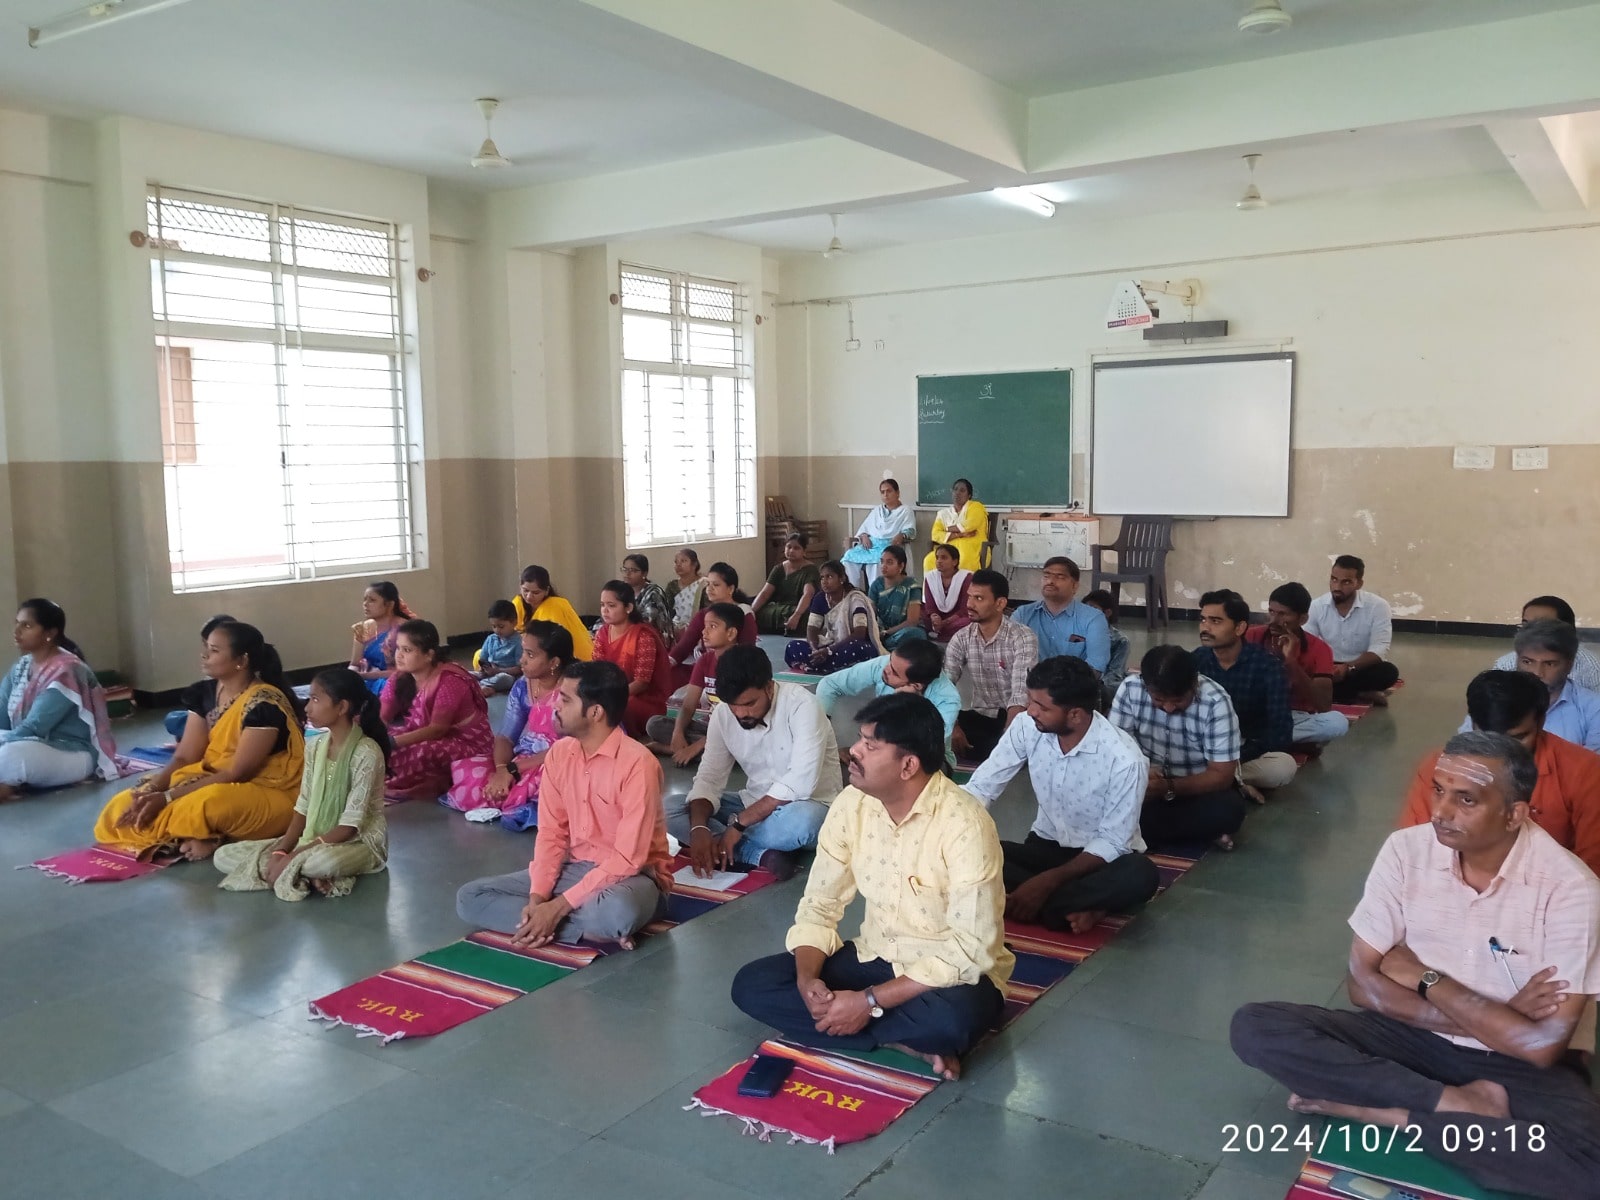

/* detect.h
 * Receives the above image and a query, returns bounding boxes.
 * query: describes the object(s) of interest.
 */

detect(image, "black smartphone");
[737,1054,795,1098]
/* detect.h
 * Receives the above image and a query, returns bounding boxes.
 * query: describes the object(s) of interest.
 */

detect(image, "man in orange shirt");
[456,661,672,950]
[1399,670,1600,876]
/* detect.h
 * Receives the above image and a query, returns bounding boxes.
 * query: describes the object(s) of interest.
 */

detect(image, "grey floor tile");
[417,988,750,1134]
[48,1018,405,1176]
[0,1106,216,1199]
[0,1084,32,1118]
[853,1097,1208,1199]
[0,970,252,1101]
[967,1012,1276,1164]
[1194,1162,1308,1199]
[500,1138,760,1200]
[198,1073,589,1200]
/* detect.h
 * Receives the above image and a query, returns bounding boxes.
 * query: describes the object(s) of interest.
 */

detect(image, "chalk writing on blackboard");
[918,394,946,425]
[977,382,994,400]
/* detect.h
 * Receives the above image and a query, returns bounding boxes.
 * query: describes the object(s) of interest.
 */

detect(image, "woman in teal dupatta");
[215,668,388,900]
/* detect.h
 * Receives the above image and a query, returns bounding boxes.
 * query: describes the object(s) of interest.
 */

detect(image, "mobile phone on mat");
[737,1054,795,1098]
[1326,1171,1420,1200]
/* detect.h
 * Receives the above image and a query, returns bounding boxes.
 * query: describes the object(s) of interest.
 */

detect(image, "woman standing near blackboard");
[922,478,989,573]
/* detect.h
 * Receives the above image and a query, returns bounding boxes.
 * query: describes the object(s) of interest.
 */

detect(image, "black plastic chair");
[1090,517,1175,631]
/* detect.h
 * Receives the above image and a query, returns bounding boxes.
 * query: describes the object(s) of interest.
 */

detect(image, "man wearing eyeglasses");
[1012,556,1110,674]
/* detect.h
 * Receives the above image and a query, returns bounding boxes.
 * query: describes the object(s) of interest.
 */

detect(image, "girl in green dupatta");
[215,668,389,900]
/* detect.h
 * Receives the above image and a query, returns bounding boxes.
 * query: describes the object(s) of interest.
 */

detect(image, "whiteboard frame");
[1089,352,1295,518]
[914,368,1073,508]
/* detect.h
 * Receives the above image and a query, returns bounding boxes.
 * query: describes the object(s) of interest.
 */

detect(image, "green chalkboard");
[916,370,1072,507]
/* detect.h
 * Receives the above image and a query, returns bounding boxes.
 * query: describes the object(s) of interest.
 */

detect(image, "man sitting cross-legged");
[665,645,841,882]
[1111,645,1248,851]
[1231,732,1600,1200]
[730,693,1014,1081]
[1493,594,1600,690]
[1496,619,1600,754]
[1306,554,1401,705]
[1192,588,1298,804]
[964,655,1160,933]
[1407,669,1600,876]
[943,568,1039,765]
[1243,581,1350,749]
[816,638,961,764]
[455,661,670,951]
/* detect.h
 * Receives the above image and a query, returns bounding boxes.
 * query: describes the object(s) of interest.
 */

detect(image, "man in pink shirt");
[1230,731,1600,1200]
[456,661,672,950]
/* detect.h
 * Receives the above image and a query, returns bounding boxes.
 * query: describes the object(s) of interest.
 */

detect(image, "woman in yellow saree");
[93,621,305,861]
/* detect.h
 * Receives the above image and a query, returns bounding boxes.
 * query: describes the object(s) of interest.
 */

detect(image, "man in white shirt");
[666,646,841,881]
[966,656,1159,933]
[1305,554,1401,704]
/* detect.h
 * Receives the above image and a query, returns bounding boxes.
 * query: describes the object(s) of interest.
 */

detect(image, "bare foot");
[177,838,221,861]
[616,935,636,951]
[1066,910,1107,934]
[1213,833,1236,852]
[1358,690,1390,707]
[1287,1094,1408,1126]
[887,1042,962,1080]
[311,878,334,897]
[0,784,19,804]
[1240,783,1267,806]
[1438,1079,1510,1118]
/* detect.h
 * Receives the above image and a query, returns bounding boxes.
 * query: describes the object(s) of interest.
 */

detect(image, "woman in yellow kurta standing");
[922,478,990,573]
[93,621,305,861]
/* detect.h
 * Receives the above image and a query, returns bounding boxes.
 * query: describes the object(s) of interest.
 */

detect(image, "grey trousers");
[455,860,667,942]
[1231,1001,1600,1200]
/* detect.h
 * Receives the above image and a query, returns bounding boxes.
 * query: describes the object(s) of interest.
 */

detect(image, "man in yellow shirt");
[730,693,1014,1080]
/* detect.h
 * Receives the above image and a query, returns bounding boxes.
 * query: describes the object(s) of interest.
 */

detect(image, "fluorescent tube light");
[991,187,1056,219]
[29,0,197,48]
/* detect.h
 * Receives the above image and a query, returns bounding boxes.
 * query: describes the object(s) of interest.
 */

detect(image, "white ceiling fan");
[821,213,848,259]
[1237,153,1268,209]
[470,98,512,170]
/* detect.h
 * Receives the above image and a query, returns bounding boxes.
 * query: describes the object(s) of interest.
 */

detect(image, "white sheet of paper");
[673,864,745,891]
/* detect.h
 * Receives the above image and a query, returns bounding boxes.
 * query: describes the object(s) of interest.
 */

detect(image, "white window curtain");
[619,265,756,547]
[148,186,422,592]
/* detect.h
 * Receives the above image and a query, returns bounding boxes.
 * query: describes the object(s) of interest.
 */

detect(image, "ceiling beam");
[472,0,1029,185]
[487,135,964,248]
[1486,117,1591,211]
[1026,6,1600,178]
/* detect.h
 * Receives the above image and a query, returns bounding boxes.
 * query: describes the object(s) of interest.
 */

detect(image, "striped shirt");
[1350,821,1600,1051]
[944,617,1038,716]
[1110,674,1241,777]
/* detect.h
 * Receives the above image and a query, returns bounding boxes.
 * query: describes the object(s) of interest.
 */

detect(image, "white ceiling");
[838,0,1600,95]
[715,125,1514,255]
[0,0,815,185]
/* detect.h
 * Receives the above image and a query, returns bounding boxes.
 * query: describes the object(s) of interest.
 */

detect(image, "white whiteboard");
[1091,354,1294,517]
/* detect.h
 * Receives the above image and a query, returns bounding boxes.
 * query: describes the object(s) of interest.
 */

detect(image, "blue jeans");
[1292,709,1350,744]
[664,790,828,865]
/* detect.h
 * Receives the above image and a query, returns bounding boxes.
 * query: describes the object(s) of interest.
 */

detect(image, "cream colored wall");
[775,175,1600,625]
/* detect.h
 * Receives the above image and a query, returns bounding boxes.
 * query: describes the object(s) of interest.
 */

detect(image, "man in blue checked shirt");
[1011,557,1110,674]
[1191,589,1298,804]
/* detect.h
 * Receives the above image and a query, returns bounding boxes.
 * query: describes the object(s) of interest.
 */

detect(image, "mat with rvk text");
[308,856,780,1043]
[685,846,1203,1151]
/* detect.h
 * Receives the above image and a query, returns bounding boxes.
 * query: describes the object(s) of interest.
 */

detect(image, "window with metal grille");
[620,265,756,547]
[148,185,422,592]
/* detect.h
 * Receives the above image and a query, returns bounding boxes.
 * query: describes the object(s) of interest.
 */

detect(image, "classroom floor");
[0,631,1540,1200]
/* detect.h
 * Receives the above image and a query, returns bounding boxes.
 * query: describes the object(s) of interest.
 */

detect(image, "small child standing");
[477,600,523,696]
[1083,589,1129,712]
[644,601,745,766]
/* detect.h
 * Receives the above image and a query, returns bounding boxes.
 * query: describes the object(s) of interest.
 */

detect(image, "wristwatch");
[864,988,884,1019]
[1417,969,1441,998]
[502,760,520,781]
[729,815,747,832]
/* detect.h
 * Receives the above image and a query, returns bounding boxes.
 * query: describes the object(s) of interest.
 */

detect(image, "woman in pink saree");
[380,620,491,801]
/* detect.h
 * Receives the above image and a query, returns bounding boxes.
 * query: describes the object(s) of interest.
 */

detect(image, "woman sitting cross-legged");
[214,667,388,900]
[0,598,119,802]
[785,559,887,675]
[382,619,492,802]
[663,547,708,638]
[869,545,928,651]
[511,565,593,661]
[93,622,305,860]
[619,553,675,642]
[667,561,757,689]
[349,580,418,696]
[922,541,973,644]
[444,620,576,827]
[751,533,820,636]
[593,580,672,738]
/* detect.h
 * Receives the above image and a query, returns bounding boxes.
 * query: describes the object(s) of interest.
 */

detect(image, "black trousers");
[1001,833,1160,926]
[1139,787,1247,845]
[955,710,1006,763]
[1331,660,1401,702]
[730,942,1004,1058]
[1230,1001,1600,1200]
